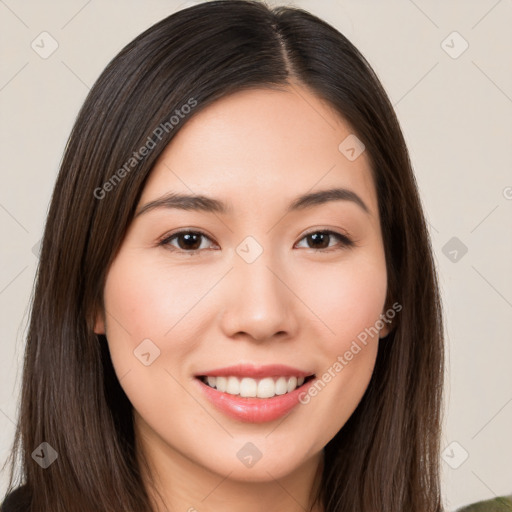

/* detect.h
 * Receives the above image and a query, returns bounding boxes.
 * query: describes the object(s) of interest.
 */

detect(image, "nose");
[218,250,299,343]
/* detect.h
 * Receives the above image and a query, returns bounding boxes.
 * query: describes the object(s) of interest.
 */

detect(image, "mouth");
[193,365,317,423]
[195,374,316,399]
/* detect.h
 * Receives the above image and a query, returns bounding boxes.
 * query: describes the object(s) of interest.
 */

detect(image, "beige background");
[1,1,511,510]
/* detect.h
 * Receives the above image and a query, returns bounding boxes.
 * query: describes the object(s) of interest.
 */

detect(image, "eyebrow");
[135,187,370,218]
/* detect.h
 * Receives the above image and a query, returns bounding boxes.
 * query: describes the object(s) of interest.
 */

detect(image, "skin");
[94,82,391,512]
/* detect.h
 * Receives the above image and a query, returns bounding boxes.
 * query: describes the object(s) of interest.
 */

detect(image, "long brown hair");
[2,1,444,510]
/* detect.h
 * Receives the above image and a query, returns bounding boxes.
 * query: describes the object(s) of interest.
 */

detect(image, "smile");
[194,364,317,423]
[198,375,315,398]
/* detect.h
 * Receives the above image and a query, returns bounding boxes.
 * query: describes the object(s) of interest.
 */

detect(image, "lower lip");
[195,377,316,423]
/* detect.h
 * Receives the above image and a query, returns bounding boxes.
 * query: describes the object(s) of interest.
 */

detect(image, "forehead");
[139,84,378,218]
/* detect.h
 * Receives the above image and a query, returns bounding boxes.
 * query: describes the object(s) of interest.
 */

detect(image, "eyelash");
[158,228,356,256]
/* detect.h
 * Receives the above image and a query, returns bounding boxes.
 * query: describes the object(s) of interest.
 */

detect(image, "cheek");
[296,254,388,352]
[291,255,386,438]
[100,253,199,394]
[101,254,208,429]
[103,252,211,347]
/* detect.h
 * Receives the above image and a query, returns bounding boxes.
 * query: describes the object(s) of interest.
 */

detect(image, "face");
[95,83,390,484]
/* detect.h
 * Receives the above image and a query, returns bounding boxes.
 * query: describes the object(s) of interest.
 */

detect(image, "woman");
[0,0,462,510]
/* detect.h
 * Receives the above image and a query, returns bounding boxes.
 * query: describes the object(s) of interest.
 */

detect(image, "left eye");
[295,230,354,251]
[159,229,354,254]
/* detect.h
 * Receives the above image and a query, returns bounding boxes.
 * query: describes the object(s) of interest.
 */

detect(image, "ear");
[93,307,106,335]
[379,293,396,339]
[379,321,391,339]
[378,301,395,339]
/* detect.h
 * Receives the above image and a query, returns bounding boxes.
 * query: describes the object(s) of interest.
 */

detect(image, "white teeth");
[257,377,275,398]
[240,377,257,397]
[216,376,227,392]
[287,376,298,392]
[275,377,287,395]
[226,376,240,395]
[201,375,309,398]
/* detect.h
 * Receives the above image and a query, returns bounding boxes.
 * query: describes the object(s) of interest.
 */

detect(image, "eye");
[159,230,217,255]
[295,229,355,252]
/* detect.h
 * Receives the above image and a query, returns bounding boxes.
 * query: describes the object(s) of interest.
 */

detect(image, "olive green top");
[457,495,512,512]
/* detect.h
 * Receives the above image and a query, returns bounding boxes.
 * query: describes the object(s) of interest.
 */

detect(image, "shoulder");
[457,495,512,512]
[1,485,31,512]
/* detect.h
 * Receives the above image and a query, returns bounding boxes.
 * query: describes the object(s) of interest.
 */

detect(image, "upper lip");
[195,363,315,379]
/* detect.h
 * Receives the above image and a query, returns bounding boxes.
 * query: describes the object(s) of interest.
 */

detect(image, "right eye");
[159,230,218,255]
